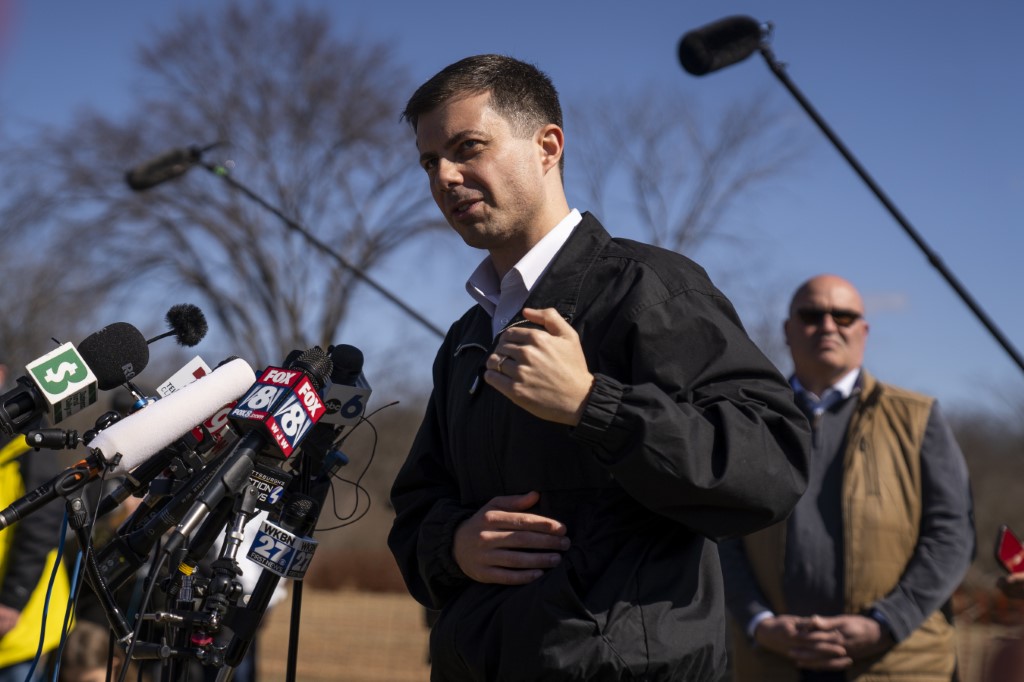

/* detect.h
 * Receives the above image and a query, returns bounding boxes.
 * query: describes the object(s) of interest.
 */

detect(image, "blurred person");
[0,360,72,681]
[997,573,1024,600]
[719,274,976,681]
[982,632,1024,682]
[56,621,125,682]
[387,54,810,681]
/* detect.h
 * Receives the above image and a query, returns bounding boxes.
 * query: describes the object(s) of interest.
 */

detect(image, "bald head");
[784,274,869,395]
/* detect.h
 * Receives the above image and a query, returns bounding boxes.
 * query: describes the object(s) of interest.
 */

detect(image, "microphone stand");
[198,161,446,340]
[754,33,1024,376]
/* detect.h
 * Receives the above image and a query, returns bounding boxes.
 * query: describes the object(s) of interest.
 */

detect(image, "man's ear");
[536,124,564,174]
[0,364,7,389]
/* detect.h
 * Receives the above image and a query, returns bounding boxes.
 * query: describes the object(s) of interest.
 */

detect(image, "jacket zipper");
[467,315,572,395]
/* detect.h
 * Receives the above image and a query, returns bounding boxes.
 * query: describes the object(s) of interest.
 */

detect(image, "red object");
[996,524,1024,574]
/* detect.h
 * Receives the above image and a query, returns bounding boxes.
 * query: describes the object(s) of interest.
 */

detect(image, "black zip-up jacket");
[389,213,810,681]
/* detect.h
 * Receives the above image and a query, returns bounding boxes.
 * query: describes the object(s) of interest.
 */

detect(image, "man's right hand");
[453,491,570,585]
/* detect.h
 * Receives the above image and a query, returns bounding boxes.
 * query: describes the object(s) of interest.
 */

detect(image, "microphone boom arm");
[753,35,1024,376]
[199,161,446,340]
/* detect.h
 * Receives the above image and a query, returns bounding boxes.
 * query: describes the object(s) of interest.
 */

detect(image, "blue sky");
[2,1,1022,417]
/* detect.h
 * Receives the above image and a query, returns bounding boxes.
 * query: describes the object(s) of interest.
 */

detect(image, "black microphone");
[93,448,234,592]
[221,496,317,668]
[125,146,204,191]
[319,344,372,429]
[77,321,150,389]
[0,322,149,436]
[679,15,764,76]
[146,303,210,347]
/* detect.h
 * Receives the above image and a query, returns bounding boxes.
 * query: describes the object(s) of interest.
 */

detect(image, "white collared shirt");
[465,209,582,338]
[791,368,861,415]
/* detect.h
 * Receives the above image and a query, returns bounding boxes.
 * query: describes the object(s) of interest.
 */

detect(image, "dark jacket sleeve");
[872,402,975,641]
[571,287,810,540]
[0,449,66,611]
[388,357,475,609]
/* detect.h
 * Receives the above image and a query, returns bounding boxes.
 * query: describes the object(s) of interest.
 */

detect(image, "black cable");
[117,543,170,682]
[318,417,379,531]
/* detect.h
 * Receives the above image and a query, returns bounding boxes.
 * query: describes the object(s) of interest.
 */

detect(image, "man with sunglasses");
[720,274,975,681]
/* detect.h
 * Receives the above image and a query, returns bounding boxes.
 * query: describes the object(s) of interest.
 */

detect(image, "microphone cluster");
[0,311,372,678]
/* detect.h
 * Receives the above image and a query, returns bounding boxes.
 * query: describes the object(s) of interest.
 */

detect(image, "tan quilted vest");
[729,371,956,681]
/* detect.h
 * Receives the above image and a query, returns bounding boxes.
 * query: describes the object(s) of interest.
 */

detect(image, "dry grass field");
[258,589,431,682]
[256,588,1023,682]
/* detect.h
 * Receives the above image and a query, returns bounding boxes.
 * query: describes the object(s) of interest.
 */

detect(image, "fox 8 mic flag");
[229,366,327,457]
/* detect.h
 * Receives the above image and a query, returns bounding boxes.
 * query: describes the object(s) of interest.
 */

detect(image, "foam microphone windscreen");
[329,344,364,384]
[678,15,763,76]
[78,322,150,390]
[89,357,256,473]
[165,303,209,347]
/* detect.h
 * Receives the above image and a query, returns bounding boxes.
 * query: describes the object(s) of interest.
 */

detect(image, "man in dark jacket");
[387,54,811,681]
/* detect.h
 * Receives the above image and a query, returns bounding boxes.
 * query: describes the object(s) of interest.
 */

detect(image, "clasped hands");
[754,613,894,671]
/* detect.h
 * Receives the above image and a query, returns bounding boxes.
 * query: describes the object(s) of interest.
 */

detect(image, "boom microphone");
[0,322,150,436]
[678,15,764,76]
[0,358,255,531]
[125,147,203,191]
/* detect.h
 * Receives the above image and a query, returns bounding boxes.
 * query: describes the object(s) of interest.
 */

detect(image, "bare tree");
[569,87,805,254]
[0,129,125,370]
[568,88,806,361]
[19,1,446,368]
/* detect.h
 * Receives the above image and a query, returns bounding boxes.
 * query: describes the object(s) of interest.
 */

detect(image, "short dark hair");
[402,55,564,169]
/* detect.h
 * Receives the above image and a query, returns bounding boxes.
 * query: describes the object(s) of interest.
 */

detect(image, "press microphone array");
[15,339,379,679]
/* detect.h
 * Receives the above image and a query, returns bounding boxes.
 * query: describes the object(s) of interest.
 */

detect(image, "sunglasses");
[795,308,862,328]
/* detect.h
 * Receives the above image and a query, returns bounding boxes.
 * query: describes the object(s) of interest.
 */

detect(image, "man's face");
[784,276,869,385]
[415,92,549,256]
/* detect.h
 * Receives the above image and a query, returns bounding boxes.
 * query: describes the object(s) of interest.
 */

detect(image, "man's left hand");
[485,307,594,425]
